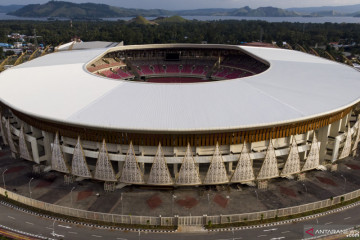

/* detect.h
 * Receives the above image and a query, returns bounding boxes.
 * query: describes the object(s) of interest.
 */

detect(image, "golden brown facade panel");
[1,102,352,147]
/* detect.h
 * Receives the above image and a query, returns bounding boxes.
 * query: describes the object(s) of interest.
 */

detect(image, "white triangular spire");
[19,125,33,161]
[231,142,255,183]
[302,133,320,171]
[51,132,70,174]
[281,137,301,177]
[147,143,173,185]
[339,125,352,159]
[257,139,279,180]
[203,142,229,184]
[94,139,117,182]
[352,121,360,152]
[6,119,17,154]
[176,143,202,185]
[0,112,8,145]
[120,142,145,184]
[71,137,92,178]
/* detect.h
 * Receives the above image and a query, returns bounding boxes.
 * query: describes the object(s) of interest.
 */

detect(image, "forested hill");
[0,5,23,13]
[8,1,300,18]
[8,1,172,18]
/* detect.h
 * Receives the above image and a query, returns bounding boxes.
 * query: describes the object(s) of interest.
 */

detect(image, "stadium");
[1,43,360,189]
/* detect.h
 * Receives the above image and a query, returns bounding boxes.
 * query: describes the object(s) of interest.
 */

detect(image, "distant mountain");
[175,6,299,17]
[0,5,23,13]
[8,1,360,19]
[229,6,299,17]
[9,1,172,18]
[174,8,238,16]
[287,4,360,14]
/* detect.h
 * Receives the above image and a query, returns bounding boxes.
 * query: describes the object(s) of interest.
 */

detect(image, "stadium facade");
[0,43,360,188]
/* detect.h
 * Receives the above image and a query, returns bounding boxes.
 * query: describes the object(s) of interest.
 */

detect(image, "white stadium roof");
[0,44,360,133]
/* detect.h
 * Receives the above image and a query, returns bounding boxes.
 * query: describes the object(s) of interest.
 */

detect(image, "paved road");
[0,201,360,240]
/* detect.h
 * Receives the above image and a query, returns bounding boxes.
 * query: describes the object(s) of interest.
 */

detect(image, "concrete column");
[42,131,54,165]
[30,140,40,164]
[173,163,178,176]
[303,131,311,159]
[317,125,331,164]
[329,120,341,137]
[331,137,341,162]
[228,161,233,172]
[340,113,350,132]
[118,161,124,173]
[140,162,145,174]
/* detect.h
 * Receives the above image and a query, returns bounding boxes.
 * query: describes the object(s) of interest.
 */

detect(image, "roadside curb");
[207,201,360,232]
[0,200,177,233]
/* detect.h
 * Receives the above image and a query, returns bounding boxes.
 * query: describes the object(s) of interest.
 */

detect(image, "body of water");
[0,12,360,23]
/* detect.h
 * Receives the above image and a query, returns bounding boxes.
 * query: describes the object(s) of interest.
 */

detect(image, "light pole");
[207,193,210,216]
[302,183,308,202]
[254,190,259,208]
[70,187,75,207]
[340,175,347,193]
[121,193,123,215]
[52,220,56,236]
[172,194,177,216]
[28,177,34,198]
[2,168,8,189]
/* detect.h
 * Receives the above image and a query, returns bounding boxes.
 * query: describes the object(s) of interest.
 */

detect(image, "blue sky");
[1,0,360,10]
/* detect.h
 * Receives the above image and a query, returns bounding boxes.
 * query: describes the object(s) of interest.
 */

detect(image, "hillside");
[229,6,299,17]
[153,16,187,23]
[0,5,23,13]
[128,16,158,25]
[8,1,360,19]
[9,1,171,18]
[287,4,360,14]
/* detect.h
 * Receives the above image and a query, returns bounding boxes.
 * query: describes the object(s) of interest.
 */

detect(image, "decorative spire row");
[302,133,320,171]
[6,119,17,154]
[231,142,255,183]
[71,137,92,178]
[94,139,117,182]
[120,142,145,184]
[339,125,352,159]
[352,121,360,153]
[257,139,279,180]
[51,133,70,174]
[19,125,33,161]
[0,113,8,145]
[281,137,301,177]
[203,142,228,184]
[176,143,202,185]
[147,143,173,185]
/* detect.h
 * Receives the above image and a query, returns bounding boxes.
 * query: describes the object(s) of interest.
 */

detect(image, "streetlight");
[28,177,34,198]
[254,190,259,210]
[340,174,347,193]
[302,183,308,202]
[52,220,56,236]
[171,194,177,216]
[70,187,75,207]
[207,193,210,215]
[2,169,8,189]
[121,193,123,215]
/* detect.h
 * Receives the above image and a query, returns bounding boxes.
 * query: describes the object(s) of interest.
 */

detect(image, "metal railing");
[0,187,359,226]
